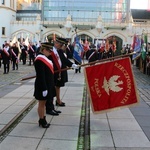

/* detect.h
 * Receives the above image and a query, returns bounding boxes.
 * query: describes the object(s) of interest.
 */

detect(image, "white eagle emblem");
[102,75,123,95]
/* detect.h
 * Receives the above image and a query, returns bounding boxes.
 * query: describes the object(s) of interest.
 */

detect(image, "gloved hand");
[42,90,48,97]
[71,64,79,69]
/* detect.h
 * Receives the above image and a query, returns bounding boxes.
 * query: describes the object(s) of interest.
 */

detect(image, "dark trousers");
[0,59,1,68]
[12,59,18,70]
[29,56,35,65]
[3,63,10,73]
[45,99,54,112]
[74,60,81,73]
[22,56,26,65]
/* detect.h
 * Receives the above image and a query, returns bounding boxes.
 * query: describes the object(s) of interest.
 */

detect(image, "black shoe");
[75,69,78,73]
[56,101,65,107]
[53,109,61,113]
[38,118,50,128]
[46,110,59,116]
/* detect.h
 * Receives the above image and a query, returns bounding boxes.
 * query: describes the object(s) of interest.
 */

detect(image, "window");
[2,0,5,5]
[2,27,5,36]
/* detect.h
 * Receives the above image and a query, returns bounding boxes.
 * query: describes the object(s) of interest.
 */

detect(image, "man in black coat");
[46,37,78,115]
[11,42,19,70]
[0,47,2,68]
[28,42,36,65]
[88,44,99,63]
[20,42,28,65]
[1,43,11,74]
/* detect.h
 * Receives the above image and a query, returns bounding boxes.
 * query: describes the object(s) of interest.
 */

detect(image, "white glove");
[42,90,48,97]
[71,64,79,69]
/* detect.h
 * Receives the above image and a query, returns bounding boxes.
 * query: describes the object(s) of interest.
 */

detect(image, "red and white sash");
[29,45,35,52]
[67,45,71,52]
[11,49,17,58]
[88,51,95,60]
[35,55,54,74]
[3,47,10,57]
[53,47,62,68]
[51,51,61,71]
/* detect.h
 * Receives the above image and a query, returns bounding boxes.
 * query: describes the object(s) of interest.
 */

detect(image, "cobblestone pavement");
[0,62,35,97]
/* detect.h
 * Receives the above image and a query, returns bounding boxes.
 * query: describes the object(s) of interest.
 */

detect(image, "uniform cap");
[55,37,68,45]
[91,44,96,49]
[41,42,53,51]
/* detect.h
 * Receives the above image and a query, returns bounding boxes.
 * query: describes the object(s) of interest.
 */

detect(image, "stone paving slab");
[0,63,150,150]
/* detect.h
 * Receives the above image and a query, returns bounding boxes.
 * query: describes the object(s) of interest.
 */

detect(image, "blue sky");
[130,0,148,9]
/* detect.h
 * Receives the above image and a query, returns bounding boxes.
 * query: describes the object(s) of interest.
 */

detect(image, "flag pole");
[80,52,135,67]
[21,52,135,81]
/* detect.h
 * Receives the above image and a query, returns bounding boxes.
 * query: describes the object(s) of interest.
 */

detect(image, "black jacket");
[50,48,73,87]
[34,53,56,100]
[1,47,11,64]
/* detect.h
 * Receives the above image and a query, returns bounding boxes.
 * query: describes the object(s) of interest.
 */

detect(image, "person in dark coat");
[34,42,55,128]
[88,44,99,63]
[2,41,7,48]
[1,43,11,74]
[0,47,2,68]
[11,42,19,70]
[107,43,114,58]
[20,42,28,65]
[66,40,74,59]
[47,37,78,108]
[28,42,36,65]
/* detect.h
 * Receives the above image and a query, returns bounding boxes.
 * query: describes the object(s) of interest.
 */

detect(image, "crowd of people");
[0,38,118,75]
[0,42,20,74]
[33,38,80,128]
[0,37,119,128]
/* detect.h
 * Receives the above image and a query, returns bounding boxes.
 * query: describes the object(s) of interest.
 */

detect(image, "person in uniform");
[0,46,2,68]
[1,43,11,74]
[20,42,28,65]
[66,40,74,59]
[107,43,114,58]
[46,37,78,109]
[36,41,41,56]
[34,42,55,128]
[28,42,36,65]
[11,42,19,70]
[2,41,7,48]
[88,44,99,63]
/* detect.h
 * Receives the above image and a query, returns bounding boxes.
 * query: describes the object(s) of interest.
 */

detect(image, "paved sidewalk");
[0,62,150,150]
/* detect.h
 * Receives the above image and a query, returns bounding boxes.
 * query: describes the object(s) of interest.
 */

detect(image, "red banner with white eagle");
[84,57,139,113]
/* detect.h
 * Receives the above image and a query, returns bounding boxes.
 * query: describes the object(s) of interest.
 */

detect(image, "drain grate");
[77,85,90,150]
